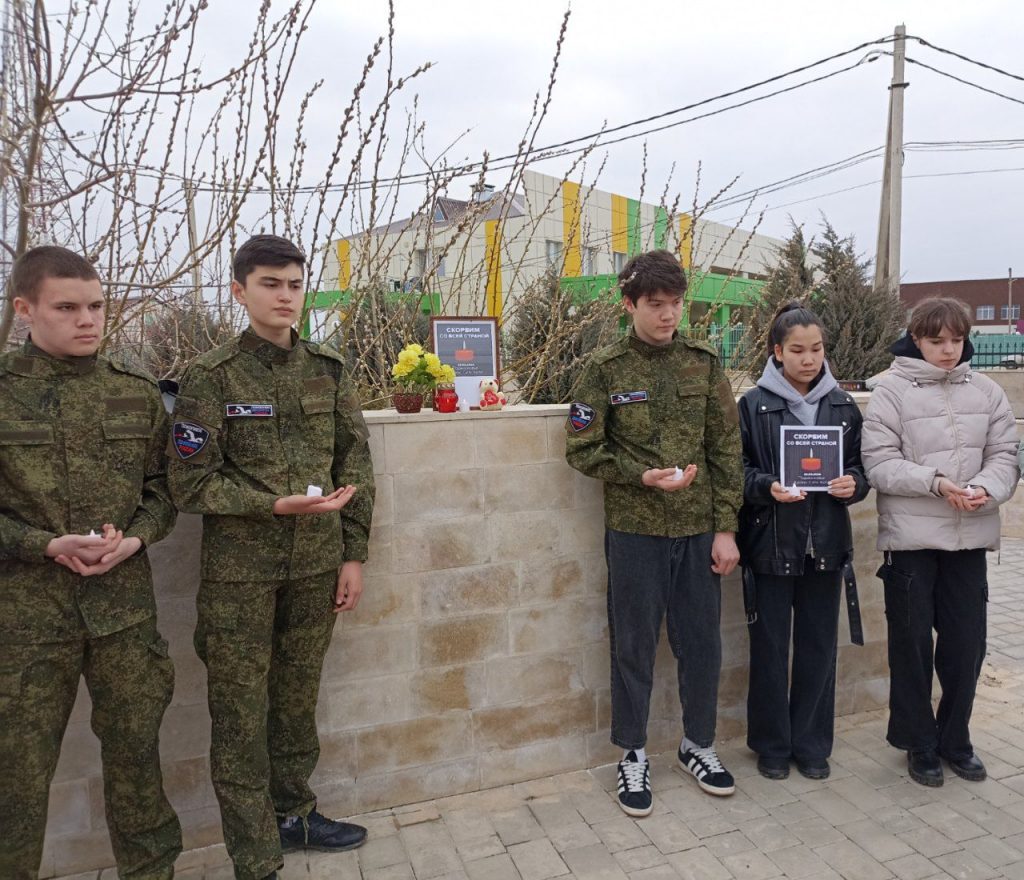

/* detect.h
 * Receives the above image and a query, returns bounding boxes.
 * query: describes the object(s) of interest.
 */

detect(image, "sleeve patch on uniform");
[172,421,210,460]
[568,402,596,432]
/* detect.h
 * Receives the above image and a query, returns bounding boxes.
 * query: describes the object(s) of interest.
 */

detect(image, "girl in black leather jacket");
[738,302,869,782]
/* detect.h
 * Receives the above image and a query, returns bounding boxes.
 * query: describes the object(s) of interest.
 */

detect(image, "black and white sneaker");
[616,751,653,817]
[678,744,735,796]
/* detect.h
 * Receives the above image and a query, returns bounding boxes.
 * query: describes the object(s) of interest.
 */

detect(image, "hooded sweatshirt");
[861,333,1019,551]
[756,357,839,426]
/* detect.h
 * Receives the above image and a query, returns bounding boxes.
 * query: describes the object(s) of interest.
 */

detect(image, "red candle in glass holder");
[434,385,458,413]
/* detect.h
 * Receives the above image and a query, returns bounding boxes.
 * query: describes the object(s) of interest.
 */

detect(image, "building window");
[977,305,995,320]
[613,251,627,274]
[413,249,428,278]
[545,240,563,269]
[582,246,599,276]
[1001,305,1020,320]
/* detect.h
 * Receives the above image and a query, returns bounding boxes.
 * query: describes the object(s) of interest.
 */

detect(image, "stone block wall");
[40,404,894,876]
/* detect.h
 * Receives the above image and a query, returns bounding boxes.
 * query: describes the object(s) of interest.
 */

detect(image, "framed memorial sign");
[779,425,843,491]
[430,317,501,407]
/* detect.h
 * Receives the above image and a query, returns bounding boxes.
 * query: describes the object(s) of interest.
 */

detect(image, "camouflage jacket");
[0,341,175,643]
[565,330,743,537]
[167,327,375,582]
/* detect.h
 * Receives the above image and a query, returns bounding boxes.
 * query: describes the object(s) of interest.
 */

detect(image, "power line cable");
[164,34,896,196]
[912,36,1024,85]
[712,164,1024,224]
[905,56,1024,107]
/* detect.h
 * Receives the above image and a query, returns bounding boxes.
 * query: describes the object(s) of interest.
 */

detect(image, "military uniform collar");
[11,337,98,377]
[626,328,680,357]
[239,326,300,366]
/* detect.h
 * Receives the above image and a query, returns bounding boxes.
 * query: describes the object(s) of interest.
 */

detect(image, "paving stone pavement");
[62,541,1024,880]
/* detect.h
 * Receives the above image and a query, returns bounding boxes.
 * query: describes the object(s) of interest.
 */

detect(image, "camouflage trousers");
[0,618,182,880]
[196,571,338,880]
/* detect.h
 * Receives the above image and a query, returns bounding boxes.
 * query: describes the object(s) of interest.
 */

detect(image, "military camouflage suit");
[167,327,374,880]
[565,330,743,750]
[0,341,182,880]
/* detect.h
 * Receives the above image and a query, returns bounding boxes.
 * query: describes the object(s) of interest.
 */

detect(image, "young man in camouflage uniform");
[0,247,182,878]
[566,249,744,817]
[167,235,374,880]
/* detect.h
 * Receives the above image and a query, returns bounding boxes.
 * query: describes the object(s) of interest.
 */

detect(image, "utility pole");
[874,24,907,297]
[1009,267,1014,333]
[185,181,201,306]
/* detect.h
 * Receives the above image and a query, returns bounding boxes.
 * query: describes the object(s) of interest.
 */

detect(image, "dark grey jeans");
[605,528,722,750]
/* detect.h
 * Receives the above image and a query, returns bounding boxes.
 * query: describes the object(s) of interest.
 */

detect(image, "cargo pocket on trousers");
[0,668,22,714]
[194,593,239,665]
[146,635,176,703]
[877,562,913,630]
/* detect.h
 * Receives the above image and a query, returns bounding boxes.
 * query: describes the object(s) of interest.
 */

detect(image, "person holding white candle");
[738,302,870,782]
[863,297,1019,786]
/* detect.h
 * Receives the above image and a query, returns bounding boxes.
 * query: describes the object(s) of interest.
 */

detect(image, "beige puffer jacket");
[862,356,1019,551]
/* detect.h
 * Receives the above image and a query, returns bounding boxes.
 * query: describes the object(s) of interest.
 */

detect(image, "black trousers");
[879,548,987,760]
[605,529,722,750]
[746,566,842,763]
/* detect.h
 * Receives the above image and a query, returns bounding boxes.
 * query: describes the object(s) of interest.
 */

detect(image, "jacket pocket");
[677,385,707,432]
[610,394,651,438]
[301,394,335,416]
[0,420,54,445]
[101,419,151,441]
[878,561,913,629]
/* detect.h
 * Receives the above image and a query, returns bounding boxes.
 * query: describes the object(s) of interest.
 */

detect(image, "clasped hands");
[46,524,141,576]
[936,477,989,511]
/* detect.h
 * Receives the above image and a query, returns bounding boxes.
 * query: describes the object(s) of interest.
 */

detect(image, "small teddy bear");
[478,377,507,411]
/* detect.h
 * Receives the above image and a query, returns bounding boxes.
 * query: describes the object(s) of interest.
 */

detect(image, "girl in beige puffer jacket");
[863,297,1019,788]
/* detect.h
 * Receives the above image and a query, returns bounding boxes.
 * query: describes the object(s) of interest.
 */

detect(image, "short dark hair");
[908,297,971,339]
[11,246,100,303]
[769,300,826,355]
[233,234,306,285]
[617,249,687,304]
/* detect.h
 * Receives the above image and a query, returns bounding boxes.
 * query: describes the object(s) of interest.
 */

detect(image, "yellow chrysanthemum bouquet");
[390,343,456,390]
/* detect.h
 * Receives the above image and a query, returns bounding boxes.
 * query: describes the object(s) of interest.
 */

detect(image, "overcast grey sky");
[206,0,1024,283]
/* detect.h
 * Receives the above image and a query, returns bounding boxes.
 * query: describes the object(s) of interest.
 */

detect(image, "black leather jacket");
[737,384,870,576]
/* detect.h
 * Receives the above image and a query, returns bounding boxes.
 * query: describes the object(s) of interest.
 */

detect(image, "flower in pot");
[390,344,455,413]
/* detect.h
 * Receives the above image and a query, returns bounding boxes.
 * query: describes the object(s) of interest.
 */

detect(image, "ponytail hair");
[768,301,826,356]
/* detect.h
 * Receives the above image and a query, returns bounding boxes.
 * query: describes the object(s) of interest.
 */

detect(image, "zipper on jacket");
[943,379,965,544]
[765,408,780,561]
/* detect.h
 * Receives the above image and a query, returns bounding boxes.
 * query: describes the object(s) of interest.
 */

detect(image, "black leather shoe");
[943,752,987,781]
[796,758,830,780]
[279,810,368,852]
[756,755,790,779]
[908,750,944,787]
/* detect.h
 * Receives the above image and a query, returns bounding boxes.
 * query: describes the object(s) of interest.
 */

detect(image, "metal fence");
[969,334,1024,369]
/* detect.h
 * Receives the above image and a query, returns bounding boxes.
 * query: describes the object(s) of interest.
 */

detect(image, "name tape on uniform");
[226,403,274,417]
[609,391,649,405]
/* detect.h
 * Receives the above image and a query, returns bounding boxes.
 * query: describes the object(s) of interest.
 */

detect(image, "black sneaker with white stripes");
[616,751,653,817]
[678,744,735,796]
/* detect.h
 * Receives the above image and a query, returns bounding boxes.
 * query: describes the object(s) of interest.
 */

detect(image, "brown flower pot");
[392,391,423,414]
